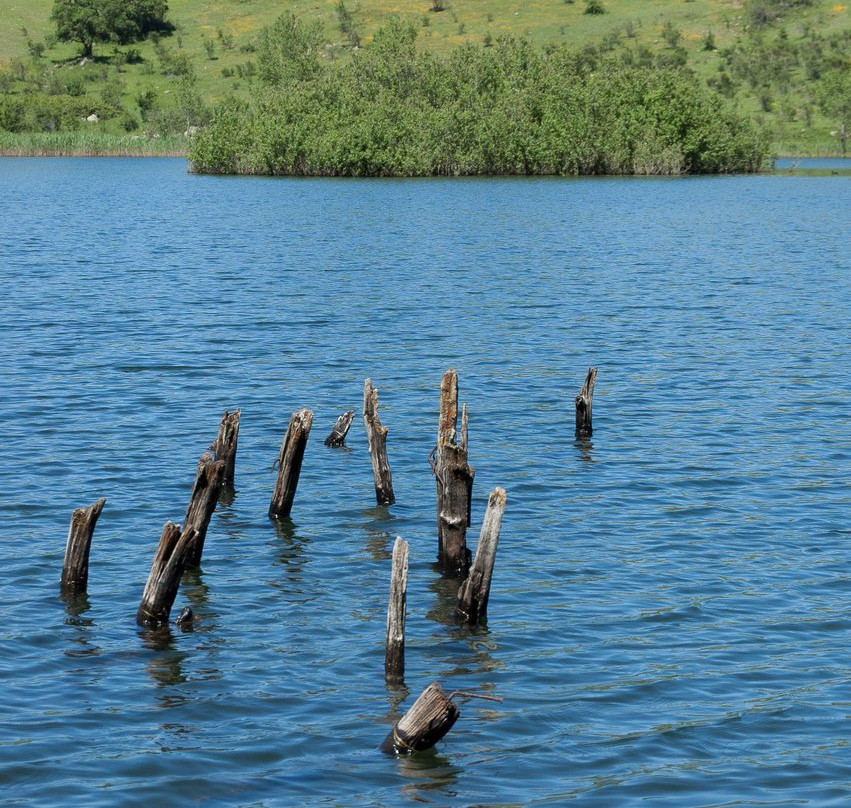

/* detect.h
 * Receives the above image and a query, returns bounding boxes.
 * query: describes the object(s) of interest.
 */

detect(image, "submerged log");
[432,369,474,576]
[457,487,507,624]
[184,452,226,567]
[385,537,410,682]
[60,497,106,594]
[363,379,395,506]
[269,408,314,519]
[575,366,598,438]
[137,522,198,627]
[210,408,240,488]
[380,682,460,754]
[324,410,355,447]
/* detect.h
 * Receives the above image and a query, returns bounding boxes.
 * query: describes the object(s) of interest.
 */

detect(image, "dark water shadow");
[217,485,237,509]
[574,435,595,463]
[139,625,190,701]
[395,747,461,800]
[363,505,396,561]
[269,516,310,592]
[60,590,99,658]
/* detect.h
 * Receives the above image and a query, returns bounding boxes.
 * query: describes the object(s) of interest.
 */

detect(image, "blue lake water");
[1,158,850,807]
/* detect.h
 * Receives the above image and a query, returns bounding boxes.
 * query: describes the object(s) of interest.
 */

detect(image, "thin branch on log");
[385,537,409,682]
[184,452,226,568]
[433,369,474,576]
[575,366,598,438]
[60,497,106,594]
[210,409,240,489]
[269,408,314,519]
[380,682,460,754]
[457,487,507,624]
[137,522,198,627]
[324,410,355,447]
[363,379,395,506]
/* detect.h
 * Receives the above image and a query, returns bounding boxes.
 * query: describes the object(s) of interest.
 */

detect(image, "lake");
[1,158,849,807]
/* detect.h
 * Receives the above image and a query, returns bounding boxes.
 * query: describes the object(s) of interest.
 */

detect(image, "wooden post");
[385,537,409,682]
[432,370,474,577]
[269,408,313,519]
[324,410,354,447]
[137,522,198,627]
[210,408,240,488]
[363,379,395,506]
[60,497,106,594]
[575,366,597,438]
[184,452,226,568]
[457,487,507,624]
[380,682,460,754]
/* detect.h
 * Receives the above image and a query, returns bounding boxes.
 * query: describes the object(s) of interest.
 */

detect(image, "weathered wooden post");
[380,682,460,754]
[210,408,240,488]
[137,522,198,627]
[431,369,474,577]
[324,410,354,447]
[457,487,507,624]
[575,366,597,438]
[363,379,395,506]
[385,537,410,682]
[60,497,106,594]
[269,408,314,519]
[184,452,226,567]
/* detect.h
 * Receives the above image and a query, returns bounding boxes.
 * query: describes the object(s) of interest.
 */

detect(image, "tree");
[816,69,851,154]
[51,0,173,59]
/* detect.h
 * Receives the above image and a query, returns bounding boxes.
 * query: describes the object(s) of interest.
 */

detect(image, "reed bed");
[0,132,188,157]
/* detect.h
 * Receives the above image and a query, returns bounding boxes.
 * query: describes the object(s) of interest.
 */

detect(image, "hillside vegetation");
[0,0,848,160]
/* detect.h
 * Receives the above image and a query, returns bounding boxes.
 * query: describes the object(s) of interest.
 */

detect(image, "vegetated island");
[189,16,770,177]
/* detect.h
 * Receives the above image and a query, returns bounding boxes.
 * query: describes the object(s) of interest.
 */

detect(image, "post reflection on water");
[362,505,395,562]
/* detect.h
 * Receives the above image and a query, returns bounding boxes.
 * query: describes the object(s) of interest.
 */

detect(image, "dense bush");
[190,19,769,176]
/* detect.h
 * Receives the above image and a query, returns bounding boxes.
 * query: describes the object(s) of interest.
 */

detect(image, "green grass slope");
[1,0,849,155]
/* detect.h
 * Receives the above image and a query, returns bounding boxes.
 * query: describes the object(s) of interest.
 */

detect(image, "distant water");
[1,158,849,808]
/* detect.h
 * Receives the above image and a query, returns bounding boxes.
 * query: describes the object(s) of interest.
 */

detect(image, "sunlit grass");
[0,130,187,156]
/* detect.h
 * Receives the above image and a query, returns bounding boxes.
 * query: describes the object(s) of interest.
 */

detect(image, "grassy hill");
[1,0,849,156]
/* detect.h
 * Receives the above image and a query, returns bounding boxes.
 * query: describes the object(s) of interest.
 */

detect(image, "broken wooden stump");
[137,522,198,627]
[324,410,354,447]
[431,369,474,577]
[60,497,106,595]
[210,409,240,489]
[269,408,314,519]
[380,682,460,754]
[385,537,410,682]
[363,379,395,506]
[575,366,598,438]
[457,487,507,624]
[184,452,226,568]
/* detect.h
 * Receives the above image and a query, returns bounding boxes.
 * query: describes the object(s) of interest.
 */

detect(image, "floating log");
[575,366,598,438]
[324,410,354,447]
[385,537,410,682]
[269,408,314,519]
[380,682,460,754]
[457,487,507,624]
[432,369,474,576]
[137,522,198,627]
[363,379,395,506]
[210,408,240,488]
[184,452,226,567]
[60,497,106,594]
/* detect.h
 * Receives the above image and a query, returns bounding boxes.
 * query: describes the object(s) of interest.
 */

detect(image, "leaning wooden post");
[269,408,314,519]
[363,379,395,506]
[385,537,410,682]
[184,452,226,567]
[324,410,354,447]
[60,497,106,594]
[457,487,507,624]
[137,522,198,627]
[432,369,474,577]
[210,409,240,488]
[575,366,597,438]
[380,682,460,754]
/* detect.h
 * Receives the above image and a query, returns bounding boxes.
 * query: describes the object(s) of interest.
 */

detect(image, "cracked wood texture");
[269,408,313,519]
[575,366,597,438]
[363,380,395,506]
[60,497,106,594]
